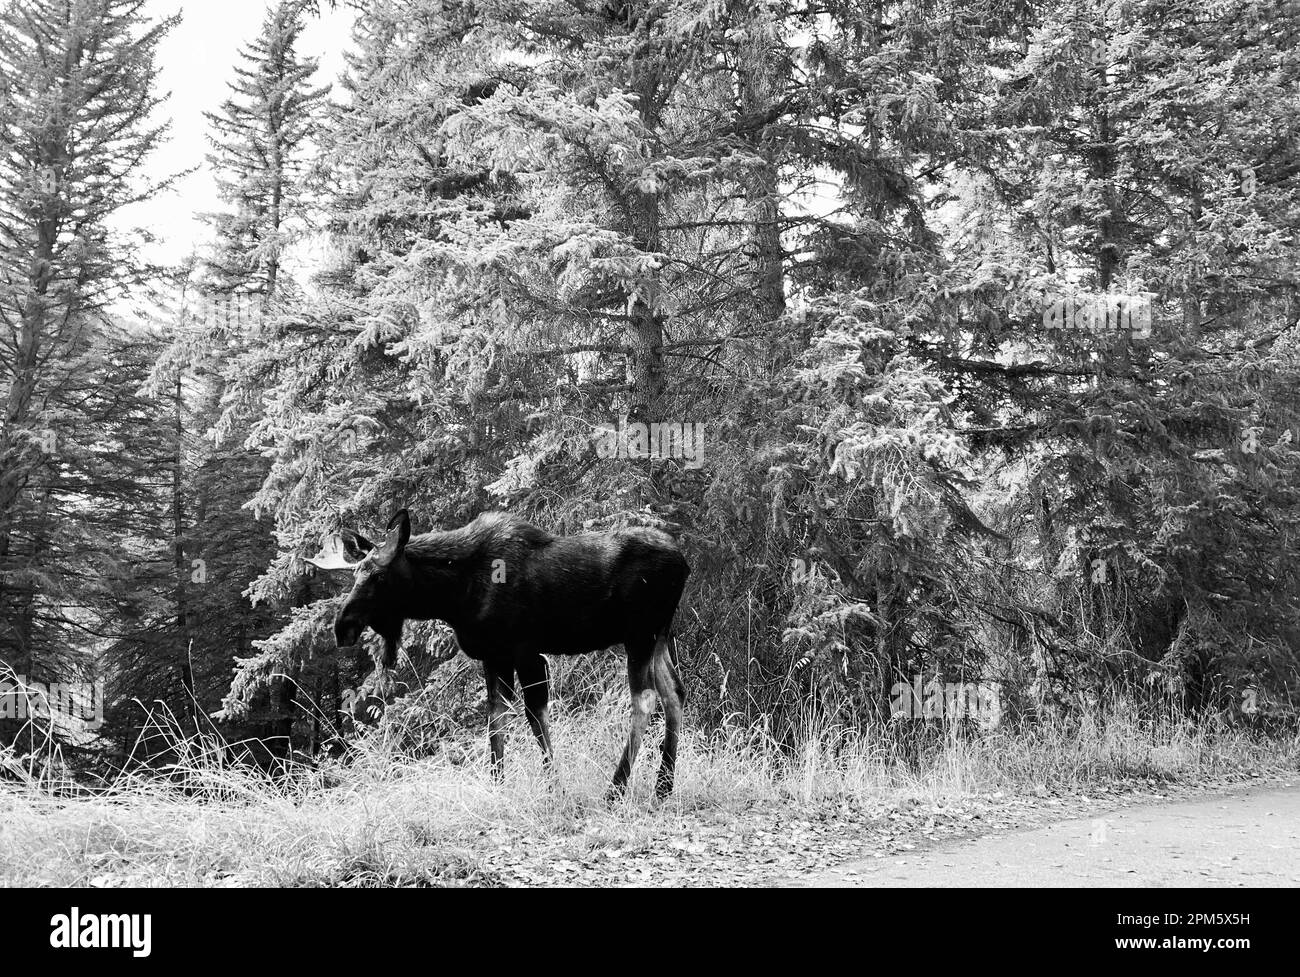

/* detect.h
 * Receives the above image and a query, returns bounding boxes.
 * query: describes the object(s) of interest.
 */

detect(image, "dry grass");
[1,691,1295,887]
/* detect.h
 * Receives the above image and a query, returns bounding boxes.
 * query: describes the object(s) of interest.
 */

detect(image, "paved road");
[800,785,1300,887]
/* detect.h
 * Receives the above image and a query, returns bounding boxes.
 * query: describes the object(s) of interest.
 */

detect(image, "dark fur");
[332,511,690,798]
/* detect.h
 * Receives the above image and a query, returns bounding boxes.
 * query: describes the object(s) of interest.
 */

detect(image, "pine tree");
[912,0,1300,707]
[169,1,333,756]
[203,0,328,298]
[0,0,178,749]
[212,0,980,725]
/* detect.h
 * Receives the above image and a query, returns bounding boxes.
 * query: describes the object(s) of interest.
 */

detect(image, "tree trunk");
[172,371,198,729]
[737,13,787,355]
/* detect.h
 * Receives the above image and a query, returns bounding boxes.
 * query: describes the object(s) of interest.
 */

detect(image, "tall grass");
[1,689,1295,886]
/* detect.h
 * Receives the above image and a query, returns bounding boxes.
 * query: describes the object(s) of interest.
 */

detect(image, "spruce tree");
[179,1,329,756]
[0,0,178,750]
[203,0,328,298]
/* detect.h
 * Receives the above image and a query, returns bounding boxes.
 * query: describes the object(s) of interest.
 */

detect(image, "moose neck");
[399,529,478,628]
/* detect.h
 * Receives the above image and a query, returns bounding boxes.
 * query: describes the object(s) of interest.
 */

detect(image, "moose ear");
[384,509,411,555]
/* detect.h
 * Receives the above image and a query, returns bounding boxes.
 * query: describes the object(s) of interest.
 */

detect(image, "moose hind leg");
[484,660,516,783]
[608,644,656,800]
[652,636,684,799]
[517,654,553,770]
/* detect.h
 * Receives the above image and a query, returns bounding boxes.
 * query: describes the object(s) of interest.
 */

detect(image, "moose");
[307,510,690,798]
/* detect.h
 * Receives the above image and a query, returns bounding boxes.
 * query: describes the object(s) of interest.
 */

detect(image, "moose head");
[306,510,415,667]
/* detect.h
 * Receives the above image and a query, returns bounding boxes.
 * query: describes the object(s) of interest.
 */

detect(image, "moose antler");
[305,534,364,571]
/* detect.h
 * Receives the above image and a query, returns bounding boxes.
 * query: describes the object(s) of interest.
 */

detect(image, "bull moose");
[307,510,690,798]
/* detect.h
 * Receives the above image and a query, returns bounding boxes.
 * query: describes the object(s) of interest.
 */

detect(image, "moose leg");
[517,654,553,770]
[651,635,684,799]
[484,660,516,783]
[608,643,656,800]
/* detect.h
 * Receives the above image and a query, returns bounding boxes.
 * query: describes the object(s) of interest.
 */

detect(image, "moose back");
[308,510,690,798]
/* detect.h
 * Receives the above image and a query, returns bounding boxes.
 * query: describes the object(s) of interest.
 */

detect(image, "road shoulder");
[791,775,1300,887]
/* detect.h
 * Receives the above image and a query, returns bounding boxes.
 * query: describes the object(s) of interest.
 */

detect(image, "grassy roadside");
[2,694,1296,887]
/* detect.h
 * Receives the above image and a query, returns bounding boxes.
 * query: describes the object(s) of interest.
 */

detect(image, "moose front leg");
[381,633,399,669]
[484,660,516,783]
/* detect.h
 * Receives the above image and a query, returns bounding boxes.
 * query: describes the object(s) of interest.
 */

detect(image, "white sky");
[123,1,355,267]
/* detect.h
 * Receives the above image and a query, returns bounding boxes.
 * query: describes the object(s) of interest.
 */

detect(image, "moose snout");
[334,616,362,648]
